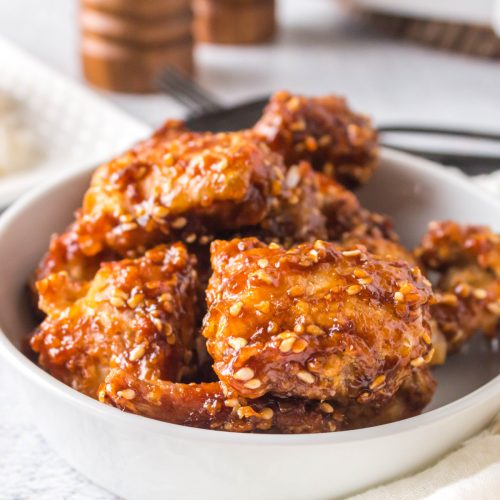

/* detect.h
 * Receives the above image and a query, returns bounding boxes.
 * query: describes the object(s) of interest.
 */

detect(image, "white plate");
[0,37,149,206]
[0,148,499,499]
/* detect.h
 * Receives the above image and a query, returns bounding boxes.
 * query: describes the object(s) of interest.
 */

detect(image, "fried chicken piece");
[254,91,379,187]
[101,370,342,433]
[36,127,327,285]
[203,238,435,408]
[415,221,500,351]
[315,173,397,242]
[31,243,198,397]
[101,364,434,433]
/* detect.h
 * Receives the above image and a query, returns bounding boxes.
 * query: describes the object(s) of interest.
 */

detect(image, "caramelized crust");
[416,221,500,351]
[101,365,434,433]
[101,370,342,433]
[31,243,198,397]
[315,173,397,242]
[254,91,379,187]
[36,127,327,284]
[203,238,434,405]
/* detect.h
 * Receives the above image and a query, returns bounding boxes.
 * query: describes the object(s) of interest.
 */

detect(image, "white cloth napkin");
[1,172,499,500]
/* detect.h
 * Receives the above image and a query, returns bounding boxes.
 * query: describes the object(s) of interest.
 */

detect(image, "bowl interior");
[0,148,499,418]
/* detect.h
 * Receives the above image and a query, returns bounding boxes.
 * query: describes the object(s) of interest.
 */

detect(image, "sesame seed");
[292,338,308,353]
[342,249,361,257]
[305,136,317,151]
[394,291,405,303]
[253,270,273,285]
[358,277,373,285]
[287,97,300,111]
[117,389,136,400]
[279,337,295,353]
[268,242,280,249]
[424,348,435,363]
[114,289,128,300]
[411,356,426,367]
[199,235,213,245]
[353,269,368,278]
[224,398,240,408]
[318,135,331,146]
[455,283,471,297]
[153,206,169,218]
[229,301,244,317]
[121,222,138,232]
[294,324,305,334]
[127,293,144,309]
[306,324,324,336]
[286,166,301,189]
[166,335,176,345]
[152,318,163,332]
[129,345,146,362]
[297,370,315,384]
[439,293,459,306]
[308,249,319,262]
[289,285,305,297]
[369,374,386,390]
[422,332,432,345]
[473,288,488,300]
[320,402,334,414]
[487,302,500,316]
[171,217,187,229]
[110,297,126,308]
[257,258,269,268]
[234,367,255,381]
[244,378,262,389]
[228,337,248,350]
[267,321,278,333]
[163,153,174,166]
[185,233,197,243]
[260,407,274,420]
[255,301,270,314]
[347,285,362,295]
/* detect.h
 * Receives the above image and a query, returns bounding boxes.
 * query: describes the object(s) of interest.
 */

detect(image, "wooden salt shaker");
[80,0,194,93]
[193,0,276,45]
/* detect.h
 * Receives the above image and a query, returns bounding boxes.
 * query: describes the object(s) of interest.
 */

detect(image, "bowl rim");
[0,146,499,446]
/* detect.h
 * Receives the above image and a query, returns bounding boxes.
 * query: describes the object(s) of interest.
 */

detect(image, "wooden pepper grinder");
[193,0,276,44]
[80,0,194,93]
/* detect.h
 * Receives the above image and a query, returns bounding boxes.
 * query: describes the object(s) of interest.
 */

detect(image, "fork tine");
[156,71,205,114]
[163,68,221,112]
[156,67,222,115]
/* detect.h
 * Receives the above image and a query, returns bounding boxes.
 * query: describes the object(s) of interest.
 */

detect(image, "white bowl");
[0,148,499,500]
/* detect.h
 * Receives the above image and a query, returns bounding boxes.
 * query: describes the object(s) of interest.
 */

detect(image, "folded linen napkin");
[350,414,500,500]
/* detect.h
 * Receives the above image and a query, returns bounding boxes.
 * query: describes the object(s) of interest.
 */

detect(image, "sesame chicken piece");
[415,220,500,352]
[203,238,435,418]
[31,243,198,398]
[254,91,379,187]
[100,370,344,433]
[35,125,328,288]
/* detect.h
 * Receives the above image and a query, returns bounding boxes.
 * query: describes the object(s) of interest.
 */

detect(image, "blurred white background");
[1,0,499,130]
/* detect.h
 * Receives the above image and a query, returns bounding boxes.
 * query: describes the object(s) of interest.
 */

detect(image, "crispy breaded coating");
[416,221,500,351]
[31,243,198,397]
[36,127,327,284]
[101,370,342,433]
[254,91,379,187]
[315,173,396,242]
[203,238,434,406]
[101,364,434,433]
